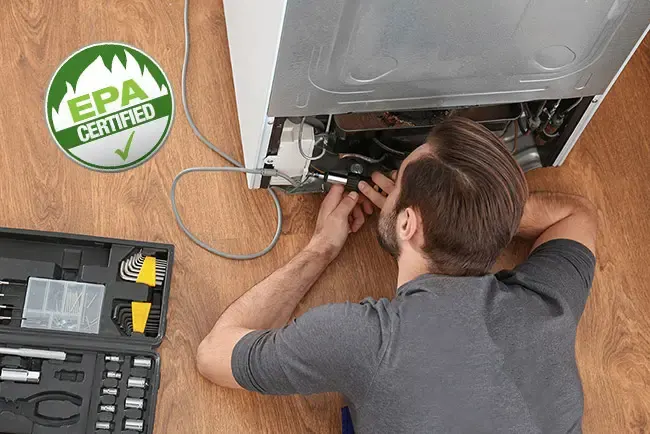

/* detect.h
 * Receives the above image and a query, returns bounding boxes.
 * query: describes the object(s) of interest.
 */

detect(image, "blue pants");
[341,407,355,434]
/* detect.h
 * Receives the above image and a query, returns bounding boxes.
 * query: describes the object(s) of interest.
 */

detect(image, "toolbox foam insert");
[0,258,62,281]
[0,349,96,434]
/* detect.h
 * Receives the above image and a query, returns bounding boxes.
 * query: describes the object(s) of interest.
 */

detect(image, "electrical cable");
[372,138,407,157]
[559,97,584,117]
[523,102,532,119]
[499,120,513,138]
[540,99,562,132]
[310,165,325,174]
[298,116,327,161]
[171,0,299,260]
[541,98,582,141]
[339,153,387,164]
[534,100,547,119]
[288,116,325,132]
[512,120,518,155]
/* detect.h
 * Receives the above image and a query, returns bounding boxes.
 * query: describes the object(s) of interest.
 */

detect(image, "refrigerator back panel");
[268,0,650,116]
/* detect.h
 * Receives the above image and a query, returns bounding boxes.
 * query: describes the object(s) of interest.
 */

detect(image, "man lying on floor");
[196,117,597,434]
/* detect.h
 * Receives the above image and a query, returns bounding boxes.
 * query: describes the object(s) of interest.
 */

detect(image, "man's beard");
[377,207,400,259]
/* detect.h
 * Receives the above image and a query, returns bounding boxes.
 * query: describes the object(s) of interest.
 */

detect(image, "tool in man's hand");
[0,391,82,427]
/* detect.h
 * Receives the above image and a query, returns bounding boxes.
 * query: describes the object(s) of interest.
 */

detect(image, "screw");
[350,163,364,175]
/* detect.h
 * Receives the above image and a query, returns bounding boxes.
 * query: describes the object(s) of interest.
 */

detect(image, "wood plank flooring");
[0,1,648,432]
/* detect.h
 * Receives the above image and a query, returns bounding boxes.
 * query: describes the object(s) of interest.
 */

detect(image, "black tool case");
[0,227,174,434]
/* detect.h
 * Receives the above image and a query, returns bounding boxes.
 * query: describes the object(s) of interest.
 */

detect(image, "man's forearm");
[196,185,364,388]
[196,243,335,387]
[518,192,597,253]
[216,243,335,330]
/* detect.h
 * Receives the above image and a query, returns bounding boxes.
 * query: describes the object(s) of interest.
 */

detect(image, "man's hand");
[358,171,397,210]
[198,187,374,389]
[307,185,370,259]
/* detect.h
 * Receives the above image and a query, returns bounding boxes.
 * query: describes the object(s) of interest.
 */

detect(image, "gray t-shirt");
[232,239,596,433]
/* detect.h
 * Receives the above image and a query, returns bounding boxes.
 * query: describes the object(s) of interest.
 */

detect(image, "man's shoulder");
[495,239,596,320]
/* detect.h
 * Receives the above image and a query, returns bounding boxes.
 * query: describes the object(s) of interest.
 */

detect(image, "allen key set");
[119,251,167,287]
[0,227,173,434]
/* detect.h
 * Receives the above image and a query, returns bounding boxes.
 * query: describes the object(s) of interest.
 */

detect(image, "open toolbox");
[0,227,174,434]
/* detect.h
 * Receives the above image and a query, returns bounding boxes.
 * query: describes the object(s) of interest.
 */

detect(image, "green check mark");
[115,131,135,161]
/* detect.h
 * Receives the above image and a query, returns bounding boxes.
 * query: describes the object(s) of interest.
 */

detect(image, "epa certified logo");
[45,42,174,171]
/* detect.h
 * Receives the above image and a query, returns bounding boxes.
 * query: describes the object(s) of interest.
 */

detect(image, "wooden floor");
[1,1,649,432]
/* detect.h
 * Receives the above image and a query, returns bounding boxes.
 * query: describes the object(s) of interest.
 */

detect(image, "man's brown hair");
[395,117,528,276]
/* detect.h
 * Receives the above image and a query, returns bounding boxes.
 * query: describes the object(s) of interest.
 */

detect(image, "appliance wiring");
[298,116,328,161]
[171,0,301,260]
[372,138,407,157]
[339,153,387,164]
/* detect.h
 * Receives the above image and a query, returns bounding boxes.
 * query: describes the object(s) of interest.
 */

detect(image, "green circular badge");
[45,43,174,171]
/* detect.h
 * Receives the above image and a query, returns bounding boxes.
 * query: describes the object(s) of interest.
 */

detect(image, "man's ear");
[397,207,419,242]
